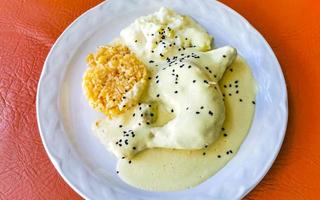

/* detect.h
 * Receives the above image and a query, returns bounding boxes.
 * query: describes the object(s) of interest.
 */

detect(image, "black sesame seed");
[149,104,152,107]
[122,157,125,159]
[139,107,142,110]
[116,171,119,174]
[229,84,232,87]
[239,98,243,102]
[222,55,226,58]
[214,74,217,78]
[224,133,228,137]
[224,85,227,88]
[174,91,178,94]
[119,144,122,147]
[229,68,233,72]
[235,80,239,84]
[128,160,132,164]
[185,37,188,40]
[122,96,126,99]
[202,152,206,156]
[156,94,160,97]
[133,147,136,150]
[151,33,154,36]
[222,127,225,131]
[230,150,233,154]
[149,60,154,63]
[186,107,189,110]
[229,93,232,96]
[235,85,239,88]
[171,109,174,113]
[160,53,164,57]
[252,101,256,105]
[138,123,141,126]
[196,111,200,114]
[223,94,225,97]
[226,151,229,155]
[119,125,123,128]
[217,155,221,158]
[208,111,213,116]
[200,106,204,109]
[151,50,154,53]
[175,36,178,38]
[150,113,154,117]
[236,90,239,94]
[188,65,191,68]
[123,105,126,107]
[146,122,150,125]
[156,80,159,84]
[140,114,143,117]
[203,80,209,84]
[113,99,116,102]
[175,82,178,84]
[135,40,138,43]
[205,145,208,148]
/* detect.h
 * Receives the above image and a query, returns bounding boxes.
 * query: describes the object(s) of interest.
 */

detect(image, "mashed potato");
[120,7,212,62]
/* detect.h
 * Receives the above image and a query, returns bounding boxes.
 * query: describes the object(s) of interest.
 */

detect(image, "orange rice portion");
[83,44,147,117]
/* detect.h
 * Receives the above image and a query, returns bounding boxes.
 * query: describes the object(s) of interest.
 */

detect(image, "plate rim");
[36,0,288,199]
[213,1,288,198]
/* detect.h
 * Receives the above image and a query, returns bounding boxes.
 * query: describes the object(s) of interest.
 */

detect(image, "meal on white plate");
[82,7,256,191]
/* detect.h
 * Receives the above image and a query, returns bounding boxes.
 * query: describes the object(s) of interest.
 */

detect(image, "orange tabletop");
[0,0,319,199]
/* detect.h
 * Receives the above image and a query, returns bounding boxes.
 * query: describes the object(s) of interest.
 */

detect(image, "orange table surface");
[0,0,319,199]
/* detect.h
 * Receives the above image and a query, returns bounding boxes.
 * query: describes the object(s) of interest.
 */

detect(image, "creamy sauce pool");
[117,56,256,191]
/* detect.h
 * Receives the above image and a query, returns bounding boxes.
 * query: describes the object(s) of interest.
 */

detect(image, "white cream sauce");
[117,56,256,191]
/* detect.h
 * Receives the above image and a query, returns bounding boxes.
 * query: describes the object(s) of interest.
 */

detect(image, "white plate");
[36,0,288,199]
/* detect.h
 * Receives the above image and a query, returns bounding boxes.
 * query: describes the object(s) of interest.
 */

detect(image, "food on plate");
[83,44,148,117]
[82,7,256,191]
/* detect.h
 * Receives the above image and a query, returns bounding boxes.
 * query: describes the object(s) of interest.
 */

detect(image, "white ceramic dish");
[36,0,288,199]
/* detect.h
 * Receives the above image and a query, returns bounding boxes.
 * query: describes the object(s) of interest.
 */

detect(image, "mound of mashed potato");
[120,7,212,62]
